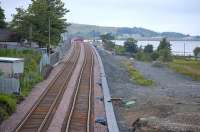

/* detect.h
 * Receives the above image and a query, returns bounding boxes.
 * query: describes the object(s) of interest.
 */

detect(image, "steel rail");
[65,44,94,132]
[14,44,81,132]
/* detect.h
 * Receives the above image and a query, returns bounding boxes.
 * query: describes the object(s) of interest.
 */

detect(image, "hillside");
[67,23,197,40]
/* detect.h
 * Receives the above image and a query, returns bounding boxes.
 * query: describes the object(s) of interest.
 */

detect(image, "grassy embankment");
[122,61,154,86]
[0,49,43,123]
[169,58,200,81]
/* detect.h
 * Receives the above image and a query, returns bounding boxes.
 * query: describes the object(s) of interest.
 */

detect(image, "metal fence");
[0,78,20,94]
[39,40,71,72]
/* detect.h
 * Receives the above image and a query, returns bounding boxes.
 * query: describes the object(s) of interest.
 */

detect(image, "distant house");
[0,29,19,42]
[0,29,39,49]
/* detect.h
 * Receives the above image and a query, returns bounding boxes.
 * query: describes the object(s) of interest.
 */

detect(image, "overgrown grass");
[0,94,17,123]
[122,61,154,86]
[169,58,200,80]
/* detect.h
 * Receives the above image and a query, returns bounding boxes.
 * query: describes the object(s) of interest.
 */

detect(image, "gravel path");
[98,49,200,132]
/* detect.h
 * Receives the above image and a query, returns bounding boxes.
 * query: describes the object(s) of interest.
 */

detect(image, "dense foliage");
[0,94,17,124]
[10,0,69,47]
[124,38,138,53]
[100,33,115,51]
[193,47,200,58]
[144,44,153,53]
[157,38,173,62]
[0,6,6,28]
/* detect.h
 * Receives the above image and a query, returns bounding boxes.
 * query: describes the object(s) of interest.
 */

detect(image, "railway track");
[14,44,81,132]
[63,44,94,132]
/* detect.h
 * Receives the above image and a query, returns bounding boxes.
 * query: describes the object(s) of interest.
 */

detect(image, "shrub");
[157,38,173,62]
[124,38,138,53]
[144,44,153,53]
[115,45,125,55]
[151,52,159,61]
[136,52,152,62]
[193,47,200,58]
[0,94,16,115]
[0,108,9,123]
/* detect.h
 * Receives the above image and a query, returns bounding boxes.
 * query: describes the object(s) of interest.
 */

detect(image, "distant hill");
[67,23,198,40]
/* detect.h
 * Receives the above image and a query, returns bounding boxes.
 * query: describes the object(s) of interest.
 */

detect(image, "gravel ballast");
[98,49,200,132]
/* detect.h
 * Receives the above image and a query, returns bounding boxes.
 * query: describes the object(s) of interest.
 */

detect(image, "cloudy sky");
[1,0,200,35]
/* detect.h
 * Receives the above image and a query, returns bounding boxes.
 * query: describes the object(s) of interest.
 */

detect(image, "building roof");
[0,29,11,41]
[0,57,24,63]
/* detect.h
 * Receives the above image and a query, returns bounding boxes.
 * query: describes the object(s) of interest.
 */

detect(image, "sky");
[1,0,200,35]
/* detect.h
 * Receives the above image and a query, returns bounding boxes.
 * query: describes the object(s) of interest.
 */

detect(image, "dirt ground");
[98,49,200,132]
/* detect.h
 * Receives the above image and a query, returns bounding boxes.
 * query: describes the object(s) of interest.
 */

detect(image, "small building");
[71,37,84,44]
[0,57,24,78]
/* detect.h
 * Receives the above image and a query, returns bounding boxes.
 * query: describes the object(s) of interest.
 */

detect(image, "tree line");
[0,0,69,47]
[101,33,200,62]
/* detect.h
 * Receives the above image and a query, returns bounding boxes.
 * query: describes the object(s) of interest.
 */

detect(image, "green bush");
[151,52,159,61]
[115,45,125,55]
[0,94,16,115]
[158,49,173,62]
[136,52,152,62]
[0,108,9,123]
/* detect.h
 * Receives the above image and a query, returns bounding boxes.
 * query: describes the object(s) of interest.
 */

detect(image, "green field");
[169,58,200,80]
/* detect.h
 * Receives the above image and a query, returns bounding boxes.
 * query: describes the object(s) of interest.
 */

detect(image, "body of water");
[114,40,200,56]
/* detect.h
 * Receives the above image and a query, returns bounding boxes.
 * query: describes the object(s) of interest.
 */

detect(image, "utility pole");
[184,42,186,57]
[29,23,32,47]
[48,16,51,57]
[93,30,95,42]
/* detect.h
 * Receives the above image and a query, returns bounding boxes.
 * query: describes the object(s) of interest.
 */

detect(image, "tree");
[193,47,200,58]
[151,52,159,61]
[9,8,30,41]
[157,38,171,52]
[124,38,138,53]
[144,44,153,53]
[100,33,115,51]
[10,0,69,47]
[100,33,114,43]
[0,6,6,28]
[157,38,172,62]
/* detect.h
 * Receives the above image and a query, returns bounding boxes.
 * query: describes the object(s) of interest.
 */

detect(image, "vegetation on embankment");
[169,58,200,81]
[122,61,154,86]
[0,48,43,96]
[0,49,43,124]
[0,94,17,123]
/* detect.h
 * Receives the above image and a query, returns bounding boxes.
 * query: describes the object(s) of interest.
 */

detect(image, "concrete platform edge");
[92,46,119,132]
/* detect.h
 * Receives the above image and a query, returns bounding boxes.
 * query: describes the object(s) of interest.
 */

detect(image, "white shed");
[0,57,24,77]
